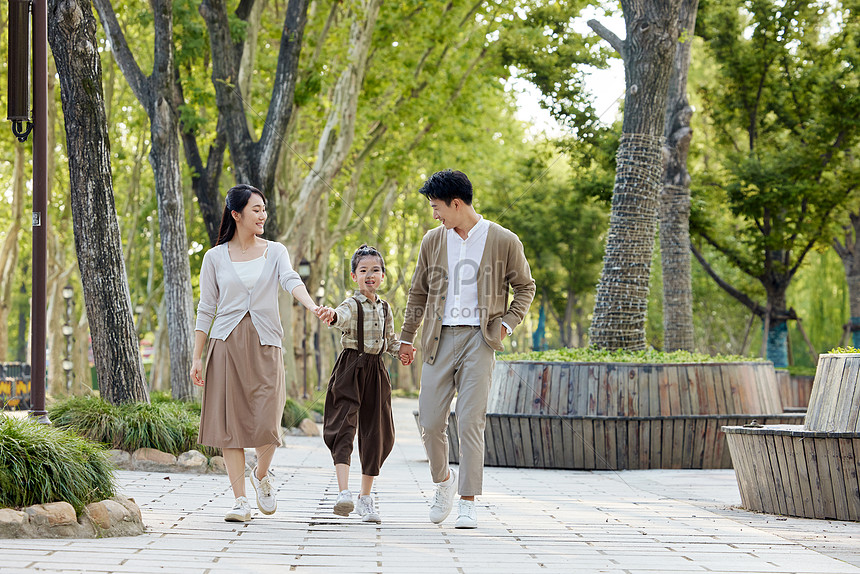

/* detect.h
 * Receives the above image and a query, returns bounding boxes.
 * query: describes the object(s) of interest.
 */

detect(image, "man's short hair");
[418,169,473,205]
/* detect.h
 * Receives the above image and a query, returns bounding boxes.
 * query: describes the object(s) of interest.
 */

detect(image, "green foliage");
[282,390,326,428]
[497,0,611,134]
[784,365,817,377]
[501,347,763,364]
[692,0,860,290]
[49,396,217,457]
[0,416,116,512]
[829,346,860,354]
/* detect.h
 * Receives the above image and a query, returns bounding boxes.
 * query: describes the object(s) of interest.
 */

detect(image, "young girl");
[318,245,398,523]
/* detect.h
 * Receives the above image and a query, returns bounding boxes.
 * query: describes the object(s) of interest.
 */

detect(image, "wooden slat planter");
[488,361,784,416]
[724,425,860,521]
[775,370,814,410]
[414,411,804,470]
[805,354,860,432]
[725,354,860,521]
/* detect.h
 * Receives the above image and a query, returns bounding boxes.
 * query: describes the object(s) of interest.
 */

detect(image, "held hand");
[500,325,508,341]
[315,306,336,324]
[399,343,416,366]
[190,359,204,387]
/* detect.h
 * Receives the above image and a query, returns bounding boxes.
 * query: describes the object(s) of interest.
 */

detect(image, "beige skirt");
[198,314,286,448]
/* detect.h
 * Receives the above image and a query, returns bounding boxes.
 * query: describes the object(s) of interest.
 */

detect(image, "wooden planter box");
[435,411,803,470]
[489,360,784,416]
[724,354,860,521]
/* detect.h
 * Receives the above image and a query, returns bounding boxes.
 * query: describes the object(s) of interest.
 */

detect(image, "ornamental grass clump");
[49,395,217,457]
[0,416,115,512]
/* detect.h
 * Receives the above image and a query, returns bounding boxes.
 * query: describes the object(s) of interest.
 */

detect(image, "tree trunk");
[286,0,382,257]
[93,0,195,401]
[588,0,683,350]
[834,213,860,348]
[0,143,26,361]
[660,0,698,352]
[48,0,149,404]
[764,289,789,368]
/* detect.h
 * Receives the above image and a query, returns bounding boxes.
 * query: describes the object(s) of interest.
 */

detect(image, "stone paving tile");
[3,398,860,573]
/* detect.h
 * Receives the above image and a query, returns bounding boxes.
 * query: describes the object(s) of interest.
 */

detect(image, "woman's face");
[233,193,267,236]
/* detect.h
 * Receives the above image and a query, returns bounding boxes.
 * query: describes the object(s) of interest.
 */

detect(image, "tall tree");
[587,0,683,350]
[199,0,311,240]
[48,0,149,404]
[690,0,859,366]
[660,0,699,351]
[93,0,195,401]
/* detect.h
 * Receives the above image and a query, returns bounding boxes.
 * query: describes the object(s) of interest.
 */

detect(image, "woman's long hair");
[216,184,267,246]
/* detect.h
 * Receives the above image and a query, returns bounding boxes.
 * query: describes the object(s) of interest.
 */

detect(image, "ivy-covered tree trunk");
[834,213,860,348]
[660,0,698,352]
[93,0,195,401]
[588,0,683,350]
[48,0,149,404]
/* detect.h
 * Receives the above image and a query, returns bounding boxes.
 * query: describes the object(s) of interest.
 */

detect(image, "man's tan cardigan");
[400,221,536,364]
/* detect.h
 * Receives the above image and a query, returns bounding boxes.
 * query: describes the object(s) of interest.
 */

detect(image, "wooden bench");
[724,353,860,521]
[415,410,804,470]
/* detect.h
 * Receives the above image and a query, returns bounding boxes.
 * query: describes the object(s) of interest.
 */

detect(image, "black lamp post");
[61,284,74,391]
[297,258,311,399]
[8,0,49,423]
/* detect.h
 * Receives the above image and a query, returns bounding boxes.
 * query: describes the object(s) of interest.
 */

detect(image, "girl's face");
[233,193,267,236]
[351,256,385,296]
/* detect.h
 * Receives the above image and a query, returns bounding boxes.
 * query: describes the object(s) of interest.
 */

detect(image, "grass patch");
[0,416,116,512]
[49,396,218,457]
[499,348,764,364]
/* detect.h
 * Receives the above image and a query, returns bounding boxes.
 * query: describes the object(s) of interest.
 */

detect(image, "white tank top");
[232,255,266,290]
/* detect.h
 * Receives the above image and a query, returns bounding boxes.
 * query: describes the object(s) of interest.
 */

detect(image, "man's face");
[429,198,460,229]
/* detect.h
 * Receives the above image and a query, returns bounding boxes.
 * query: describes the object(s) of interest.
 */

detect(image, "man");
[399,169,535,529]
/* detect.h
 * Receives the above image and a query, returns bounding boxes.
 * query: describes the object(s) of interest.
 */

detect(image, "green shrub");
[0,416,116,512]
[49,396,218,457]
[499,347,764,364]
[282,398,307,428]
[829,346,860,354]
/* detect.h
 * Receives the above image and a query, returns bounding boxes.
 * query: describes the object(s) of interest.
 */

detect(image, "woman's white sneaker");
[250,466,277,515]
[454,499,477,529]
[224,496,252,522]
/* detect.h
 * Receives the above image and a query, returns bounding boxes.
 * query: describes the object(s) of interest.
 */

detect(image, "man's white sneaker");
[250,465,277,515]
[224,496,252,522]
[454,499,477,529]
[428,468,457,524]
[333,490,354,516]
[357,495,381,523]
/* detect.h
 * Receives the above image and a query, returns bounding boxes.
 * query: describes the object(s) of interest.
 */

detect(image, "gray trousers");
[418,326,495,496]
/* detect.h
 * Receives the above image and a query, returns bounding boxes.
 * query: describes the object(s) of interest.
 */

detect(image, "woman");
[190,183,324,522]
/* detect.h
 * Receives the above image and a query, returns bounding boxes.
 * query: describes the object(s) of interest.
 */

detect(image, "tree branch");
[691,242,766,316]
[697,228,759,278]
[587,19,625,59]
[92,0,150,107]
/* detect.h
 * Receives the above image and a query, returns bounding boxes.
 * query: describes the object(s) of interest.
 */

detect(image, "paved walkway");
[3,398,860,573]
